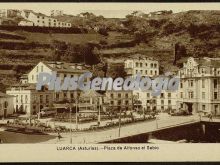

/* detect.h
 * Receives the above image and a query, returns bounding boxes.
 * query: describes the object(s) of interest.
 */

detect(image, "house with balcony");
[177,57,220,115]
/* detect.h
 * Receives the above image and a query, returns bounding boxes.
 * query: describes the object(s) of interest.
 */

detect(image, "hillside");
[0,10,220,92]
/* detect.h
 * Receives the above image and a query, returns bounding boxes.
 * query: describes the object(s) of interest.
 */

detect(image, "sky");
[0,3,220,18]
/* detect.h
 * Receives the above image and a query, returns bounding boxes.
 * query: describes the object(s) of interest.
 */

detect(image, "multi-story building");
[6,61,90,115]
[6,84,54,115]
[124,57,177,112]
[0,9,21,18]
[0,92,14,118]
[124,57,159,77]
[20,10,71,28]
[177,57,220,115]
[104,90,133,112]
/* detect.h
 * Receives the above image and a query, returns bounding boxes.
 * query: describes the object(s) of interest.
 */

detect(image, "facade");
[20,10,71,28]
[104,90,133,111]
[18,19,34,26]
[124,57,177,112]
[6,84,54,115]
[124,57,159,77]
[0,92,14,118]
[6,61,90,115]
[177,57,220,115]
[0,9,21,18]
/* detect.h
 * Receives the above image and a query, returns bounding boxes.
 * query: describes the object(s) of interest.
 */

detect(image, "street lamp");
[118,106,122,137]
[69,103,72,144]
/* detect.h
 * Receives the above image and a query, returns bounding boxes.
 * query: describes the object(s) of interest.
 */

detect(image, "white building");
[124,56,177,112]
[18,19,34,26]
[0,92,14,118]
[177,57,220,115]
[6,84,54,115]
[6,61,90,115]
[124,57,159,77]
[20,10,71,28]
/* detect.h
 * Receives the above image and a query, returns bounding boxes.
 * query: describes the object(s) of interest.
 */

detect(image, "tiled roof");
[43,61,89,74]
[194,58,220,68]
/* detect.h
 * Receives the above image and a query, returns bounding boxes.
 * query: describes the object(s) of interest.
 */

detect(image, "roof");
[23,10,47,17]
[194,57,220,68]
[42,61,89,74]
[81,90,104,98]
[0,92,14,98]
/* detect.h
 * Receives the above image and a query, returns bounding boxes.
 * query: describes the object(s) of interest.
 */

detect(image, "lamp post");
[69,103,72,144]
[75,98,78,130]
[118,106,122,137]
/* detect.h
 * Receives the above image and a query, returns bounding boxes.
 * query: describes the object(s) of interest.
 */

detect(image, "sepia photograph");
[0,3,220,161]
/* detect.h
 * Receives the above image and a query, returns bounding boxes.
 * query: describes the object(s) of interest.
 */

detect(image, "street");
[42,114,200,144]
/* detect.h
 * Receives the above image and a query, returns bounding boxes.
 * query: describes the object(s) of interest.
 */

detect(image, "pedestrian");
[209,113,213,122]
[57,132,62,142]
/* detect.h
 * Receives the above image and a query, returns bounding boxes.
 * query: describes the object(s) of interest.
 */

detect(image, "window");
[145,63,148,67]
[25,95,28,103]
[118,93,121,98]
[145,70,148,74]
[168,93,171,98]
[154,63,157,68]
[125,100,129,105]
[150,70,152,75]
[37,16,40,18]
[189,80,193,87]
[64,93,67,98]
[180,82,183,88]
[202,92,205,99]
[214,92,218,99]
[125,93,128,98]
[21,95,23,103]
[151,63,153,68]
[46,95,49,103]
[180,92,183,98]
[161,100,164,104]
[70,93,74,98]
[214,79,218,88]
[189,92,194,99]
[146,93,150,98]
[202,105,206,111]
[110,101,114,105]
[118,101,121,105]
[136,70,138,74]
[56,93,59,99]
[168,100,171,105]
[155,70,157,75]
[136,62,139,67]
[40,95,43,103]
[140,63,142,67]
[110,94,113,99]
[202,79,205,88]
[161,106,164,110]
[161,93,164,98]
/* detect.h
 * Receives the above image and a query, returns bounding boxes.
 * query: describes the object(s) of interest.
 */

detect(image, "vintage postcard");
[0,2,220,162]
